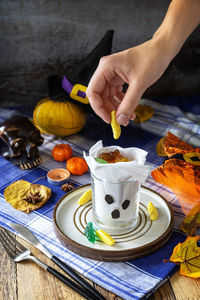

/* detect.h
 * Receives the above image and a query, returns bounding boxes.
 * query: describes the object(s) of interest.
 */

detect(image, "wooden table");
[0,235,200,300]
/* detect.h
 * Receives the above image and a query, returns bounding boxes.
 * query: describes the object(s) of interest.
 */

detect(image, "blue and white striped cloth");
[0,95,199,300]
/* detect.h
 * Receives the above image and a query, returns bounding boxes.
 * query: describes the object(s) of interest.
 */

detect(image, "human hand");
[86,37,172,126]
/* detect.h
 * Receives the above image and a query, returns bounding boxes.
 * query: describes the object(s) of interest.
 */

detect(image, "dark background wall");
[0,0,200,106]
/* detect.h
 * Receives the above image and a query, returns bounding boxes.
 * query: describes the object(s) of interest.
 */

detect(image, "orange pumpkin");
[52,144,73,162]
[66,157,88,175]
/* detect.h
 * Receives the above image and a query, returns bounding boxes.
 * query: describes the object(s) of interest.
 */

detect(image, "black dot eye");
[105,194,114,204]
[122,200,130,210]
[111,210,120,219]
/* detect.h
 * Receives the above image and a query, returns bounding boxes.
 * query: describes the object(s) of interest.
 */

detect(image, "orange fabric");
[151,132,200,214]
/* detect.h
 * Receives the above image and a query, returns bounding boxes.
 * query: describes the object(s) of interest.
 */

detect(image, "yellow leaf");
[168,236,200,278]
[134,105,154,124]
[156,137,167,156]
[4,180,51,214]
[180,204,200,236]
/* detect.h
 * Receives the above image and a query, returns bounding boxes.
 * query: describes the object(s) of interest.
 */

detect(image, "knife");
[8,221,106,300]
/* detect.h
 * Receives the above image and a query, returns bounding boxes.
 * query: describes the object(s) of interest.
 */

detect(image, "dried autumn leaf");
[156,137,167,156]
[134,105,154,124]
[163,132,199,157]
[152,132,200,214]
[180,204,200,236]
[4,180,51,213]
[167,236,200,278]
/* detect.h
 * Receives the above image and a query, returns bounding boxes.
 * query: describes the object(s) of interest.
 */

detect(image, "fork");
[0,226,97,300]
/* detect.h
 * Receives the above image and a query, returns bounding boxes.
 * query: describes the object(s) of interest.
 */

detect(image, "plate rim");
[53,184,174,261]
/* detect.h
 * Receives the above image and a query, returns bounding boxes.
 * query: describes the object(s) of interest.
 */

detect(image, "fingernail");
[130,113,136,120]
[117,114,129,126]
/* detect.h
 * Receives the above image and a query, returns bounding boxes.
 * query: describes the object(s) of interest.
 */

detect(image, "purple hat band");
[61,76,86,98]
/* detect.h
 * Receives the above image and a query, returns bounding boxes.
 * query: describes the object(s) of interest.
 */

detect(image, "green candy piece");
[95,158,108,164]
[84,222,96,243]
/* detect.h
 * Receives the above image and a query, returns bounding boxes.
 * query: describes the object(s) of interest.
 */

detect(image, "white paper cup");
[91,173,141,233]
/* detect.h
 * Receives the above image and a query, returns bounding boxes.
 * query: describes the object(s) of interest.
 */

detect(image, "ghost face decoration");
[0,115,44,169]
[105,194,131,219]
[92,179,140,231]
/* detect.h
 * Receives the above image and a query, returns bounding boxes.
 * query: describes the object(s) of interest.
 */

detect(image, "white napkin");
[83,140,150,183]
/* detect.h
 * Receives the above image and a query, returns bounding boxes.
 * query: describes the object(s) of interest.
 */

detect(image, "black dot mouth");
[111,209,120,219]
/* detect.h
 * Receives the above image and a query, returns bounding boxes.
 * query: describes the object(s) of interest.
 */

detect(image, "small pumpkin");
[66,157,88,176]
[52,144,73,162]
[33,98,86,136]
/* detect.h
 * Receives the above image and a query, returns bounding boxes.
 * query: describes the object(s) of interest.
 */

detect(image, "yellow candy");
[111,110,121,139]
[95,229,115,246]
[147,201,158,221]
[78,189,92,205]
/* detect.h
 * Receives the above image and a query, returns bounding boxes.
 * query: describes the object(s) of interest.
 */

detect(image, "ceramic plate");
[53,184,174,261]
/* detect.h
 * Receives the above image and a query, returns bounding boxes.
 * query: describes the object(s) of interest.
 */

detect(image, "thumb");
[116,82,142,126]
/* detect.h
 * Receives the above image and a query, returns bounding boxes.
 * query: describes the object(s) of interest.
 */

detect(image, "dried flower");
[23,192,42,204]
[61,182,74,192]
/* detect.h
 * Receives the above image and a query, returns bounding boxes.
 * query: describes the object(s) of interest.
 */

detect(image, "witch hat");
[48,30,114,104]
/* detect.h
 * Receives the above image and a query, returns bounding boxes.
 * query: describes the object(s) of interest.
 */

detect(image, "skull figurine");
[0,115,44,169]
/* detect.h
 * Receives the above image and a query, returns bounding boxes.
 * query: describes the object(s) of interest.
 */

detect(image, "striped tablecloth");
[0,95,199,299]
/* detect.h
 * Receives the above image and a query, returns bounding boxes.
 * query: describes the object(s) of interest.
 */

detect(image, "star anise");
[61,182,74,192]
[23,191,42,204]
